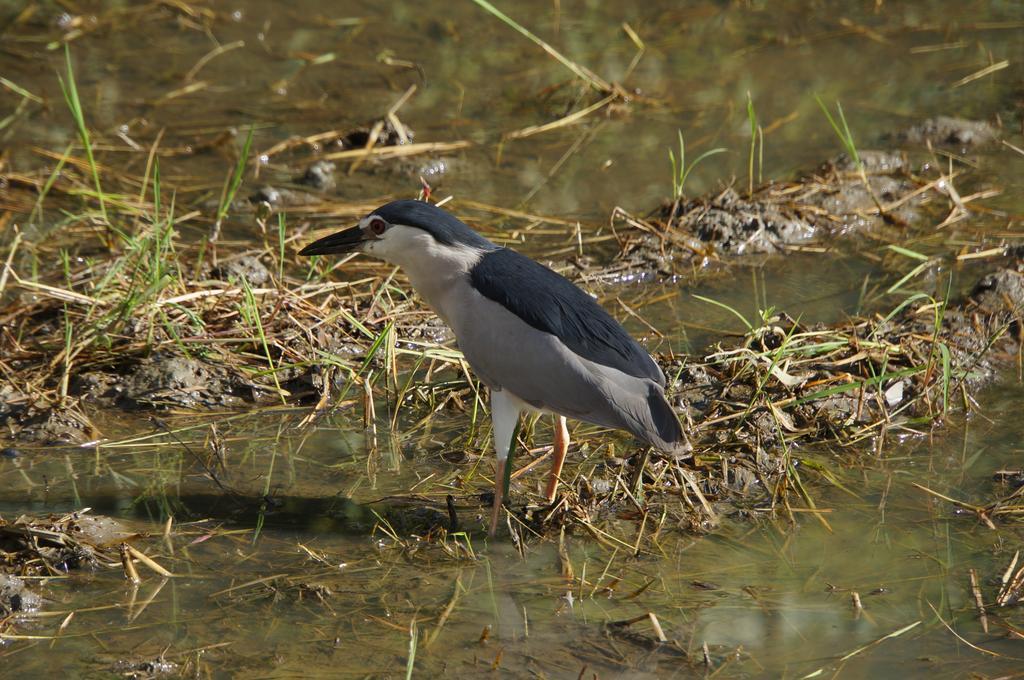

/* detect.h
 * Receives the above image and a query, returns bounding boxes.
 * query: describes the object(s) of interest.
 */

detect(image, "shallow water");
[2,0,1024,676]
[4,387,1024,677]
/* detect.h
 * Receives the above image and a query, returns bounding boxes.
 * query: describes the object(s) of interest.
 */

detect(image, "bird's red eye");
[368,217,387,236]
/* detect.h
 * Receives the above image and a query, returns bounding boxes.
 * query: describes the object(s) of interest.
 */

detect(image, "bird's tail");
[645,383,690,455]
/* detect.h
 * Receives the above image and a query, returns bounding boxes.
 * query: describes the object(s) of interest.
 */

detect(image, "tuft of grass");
[815,95,886,215]
[58,45,115,239]
[212,126,255,241]
[814,95,860,170]
[668,130,727,202]
[664,130,726,229]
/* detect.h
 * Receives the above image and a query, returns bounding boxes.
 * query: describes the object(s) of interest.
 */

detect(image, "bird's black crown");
[373,200,496,250]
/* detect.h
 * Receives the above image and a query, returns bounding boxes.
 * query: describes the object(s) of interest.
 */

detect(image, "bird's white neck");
[362,226,485,326]
[404,247,484,327]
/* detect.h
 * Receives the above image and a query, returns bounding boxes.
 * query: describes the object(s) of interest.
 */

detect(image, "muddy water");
[2,0,1024,677]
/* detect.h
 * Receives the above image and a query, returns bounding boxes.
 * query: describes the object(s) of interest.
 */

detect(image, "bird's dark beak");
[298,225,364,256]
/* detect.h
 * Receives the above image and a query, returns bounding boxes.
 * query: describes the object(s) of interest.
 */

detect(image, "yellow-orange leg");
[545,415,569,503]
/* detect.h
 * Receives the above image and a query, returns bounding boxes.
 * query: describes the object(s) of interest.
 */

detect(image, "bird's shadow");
[157,491,473,536]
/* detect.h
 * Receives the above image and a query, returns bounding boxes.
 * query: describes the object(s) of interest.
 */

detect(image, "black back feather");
[470,248,664,385]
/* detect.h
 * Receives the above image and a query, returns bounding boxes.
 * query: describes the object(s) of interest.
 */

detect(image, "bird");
[299,199,685,535]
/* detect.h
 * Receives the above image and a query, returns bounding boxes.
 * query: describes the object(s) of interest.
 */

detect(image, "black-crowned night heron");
[299,200,685,535]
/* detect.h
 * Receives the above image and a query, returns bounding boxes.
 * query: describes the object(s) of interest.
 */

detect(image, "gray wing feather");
[450,290,682,451]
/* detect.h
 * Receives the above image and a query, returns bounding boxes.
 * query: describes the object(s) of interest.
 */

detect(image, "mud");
[250,120,433,208]
[1,385,97,444]
[0,511,158,637]
[0,511,134,577]
[972,267,1024,316]
[247,184,322,210]
[207,253,272,287]
[378,156,452,185]
[249,153,445,210]
[896,116,998,149]
[294,160,337,191]
[76,354,248,410]
[605,148,940,281]
[109,658,180,679]
[335,118,414,150]
[664,186,819,255]
[817,151,922,225]
[0,573,41,617]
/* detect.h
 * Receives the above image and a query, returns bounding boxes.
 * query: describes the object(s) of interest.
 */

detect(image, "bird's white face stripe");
[361,224,480,270]
[359,223,486,323]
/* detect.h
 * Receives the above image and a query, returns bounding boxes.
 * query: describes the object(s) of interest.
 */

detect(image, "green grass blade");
[692,293,753,331]
[747,91,757,195]
[937,341,951,413]
[0,76,42,102]
[58,44,109,227]
[886,261,932,294]
[680,147,727,188]
[886,244,930,261]
[30,142,74,224]
[469,0,610,92]
[214,126,255,235]
[668,129,726,201]
[814,95,860,169]
[405,618,418,680]
[277,212,286,283]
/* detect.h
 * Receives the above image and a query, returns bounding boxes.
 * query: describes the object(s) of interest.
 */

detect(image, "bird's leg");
[545,415,569,503]
[489,389,522,537]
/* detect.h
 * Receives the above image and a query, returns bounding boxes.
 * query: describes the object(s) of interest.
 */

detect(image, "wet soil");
[606,149,950,281]
[896,116,999,149]
[0,510,160,624]
[0,574,40,617]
